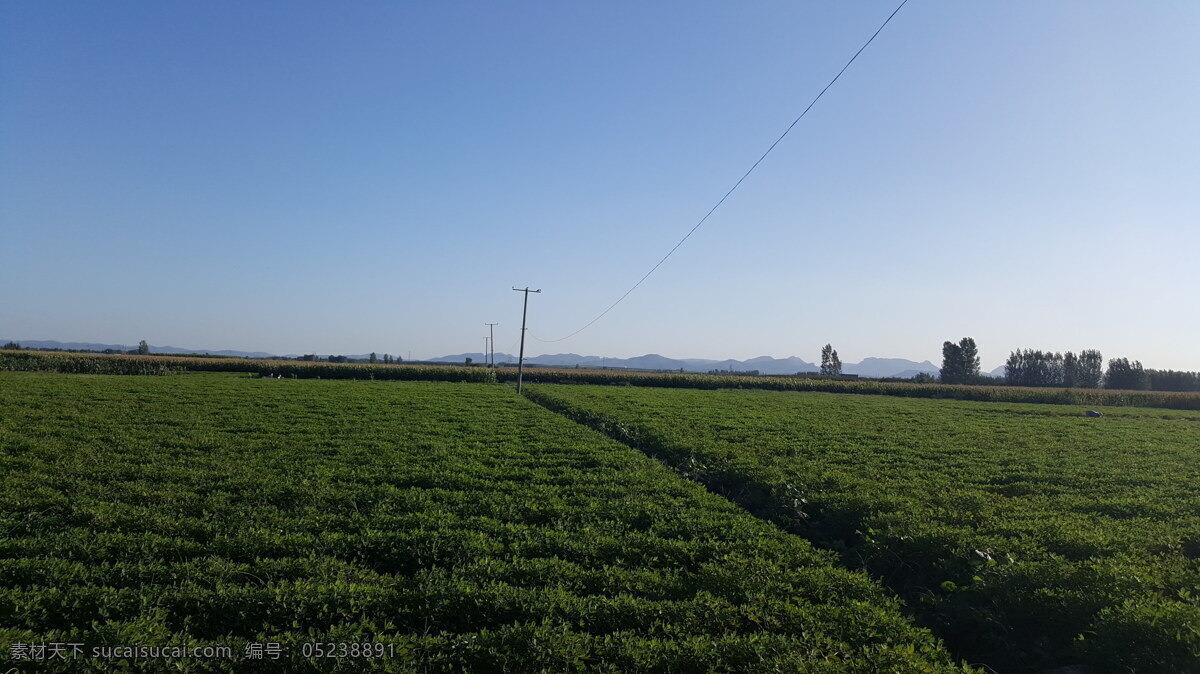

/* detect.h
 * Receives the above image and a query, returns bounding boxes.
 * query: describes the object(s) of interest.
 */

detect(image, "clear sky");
[3,1,1197,370]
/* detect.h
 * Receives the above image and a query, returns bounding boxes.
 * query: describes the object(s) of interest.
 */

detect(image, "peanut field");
[0,372,966,672]
[524,384,1200,672]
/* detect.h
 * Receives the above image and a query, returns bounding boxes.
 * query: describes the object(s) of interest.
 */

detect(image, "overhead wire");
[532,0,910,343]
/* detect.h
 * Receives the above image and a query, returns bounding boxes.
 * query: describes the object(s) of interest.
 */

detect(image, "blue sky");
[2,1,1197,370]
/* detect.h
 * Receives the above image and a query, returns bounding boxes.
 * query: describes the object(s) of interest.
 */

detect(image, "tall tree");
[369,352,378,364]
[1007,348,1101,388]
[820,344,841,376]
[941,341,966,384]
[137,340,150,355]
[1077,350,1103,388]
[1047,352,1065,386]
[958,337,980,381]
[1105,358,1148,390]
[940,337,982,384]
[1062,352,1080,388]
[1148,369,1200,392]
[1004,350,1025,386]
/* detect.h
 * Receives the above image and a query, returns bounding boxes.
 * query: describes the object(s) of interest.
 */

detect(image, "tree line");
[1003,349,1103,388]
[1003,350,1199,391]
[935,337,1200,392]
[297,352,402,364]
[2,340,154,355]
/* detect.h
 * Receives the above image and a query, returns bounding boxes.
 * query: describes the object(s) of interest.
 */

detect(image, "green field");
[0,373,965,672]
[7,350,1200,411]
[525,385,1200,671]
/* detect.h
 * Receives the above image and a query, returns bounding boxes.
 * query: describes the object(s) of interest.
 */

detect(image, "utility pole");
[484,323,498,367]
[512,287,541,393]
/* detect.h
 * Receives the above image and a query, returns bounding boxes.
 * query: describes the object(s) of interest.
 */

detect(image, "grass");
[0,372,967,672]
[0,351,496,382]
[8,349,1200,410]
[524,384,1200,672]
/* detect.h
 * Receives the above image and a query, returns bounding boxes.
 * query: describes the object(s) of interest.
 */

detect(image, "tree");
[137,340,150,355]
[941,338,981,384]
[1046,351,1065,386]
[1105,358,1148,390]
[1005,349,1030,386]
[369,352,378,364]
[958,337,981,381]
[1006,348,1101,388]
[1077,350,1103,388]
[465,357,473,366]
[941,338,981,385]
[1148,369,1200,392]
[1062,352,1080,388]
[1005,349,1063,387]
[820,344,841,376]
[1,341,19,350]
[941,341,963,383]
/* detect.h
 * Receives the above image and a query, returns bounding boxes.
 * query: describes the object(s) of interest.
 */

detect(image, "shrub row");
[0,351,181,375]
[0,351,495,383]
[7,351,1200,410]
[505,367,1200,410]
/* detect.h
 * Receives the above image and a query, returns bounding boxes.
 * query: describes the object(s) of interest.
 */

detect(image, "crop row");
[523,384,1200,672]
[8,350,1200,410]
[0,350,495,382]
[509,367,1200,410]
[0,373,967,672]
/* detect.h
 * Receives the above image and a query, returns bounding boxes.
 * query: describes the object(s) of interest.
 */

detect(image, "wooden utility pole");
[512,287,541,393]
[485,323,498,367]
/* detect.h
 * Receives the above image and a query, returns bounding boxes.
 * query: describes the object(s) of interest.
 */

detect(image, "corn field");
[5,350,1199,409]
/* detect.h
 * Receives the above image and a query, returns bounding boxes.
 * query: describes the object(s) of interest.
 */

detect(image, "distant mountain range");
[7,339,1008,379]
[431,352,946,378]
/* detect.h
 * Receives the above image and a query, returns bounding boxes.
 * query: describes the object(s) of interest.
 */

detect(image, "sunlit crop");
[0,373,967,672]
[525,384,1200,671]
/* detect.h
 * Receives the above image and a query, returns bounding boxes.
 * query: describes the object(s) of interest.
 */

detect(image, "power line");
[533,0,910,344]
[501,338,521,360]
